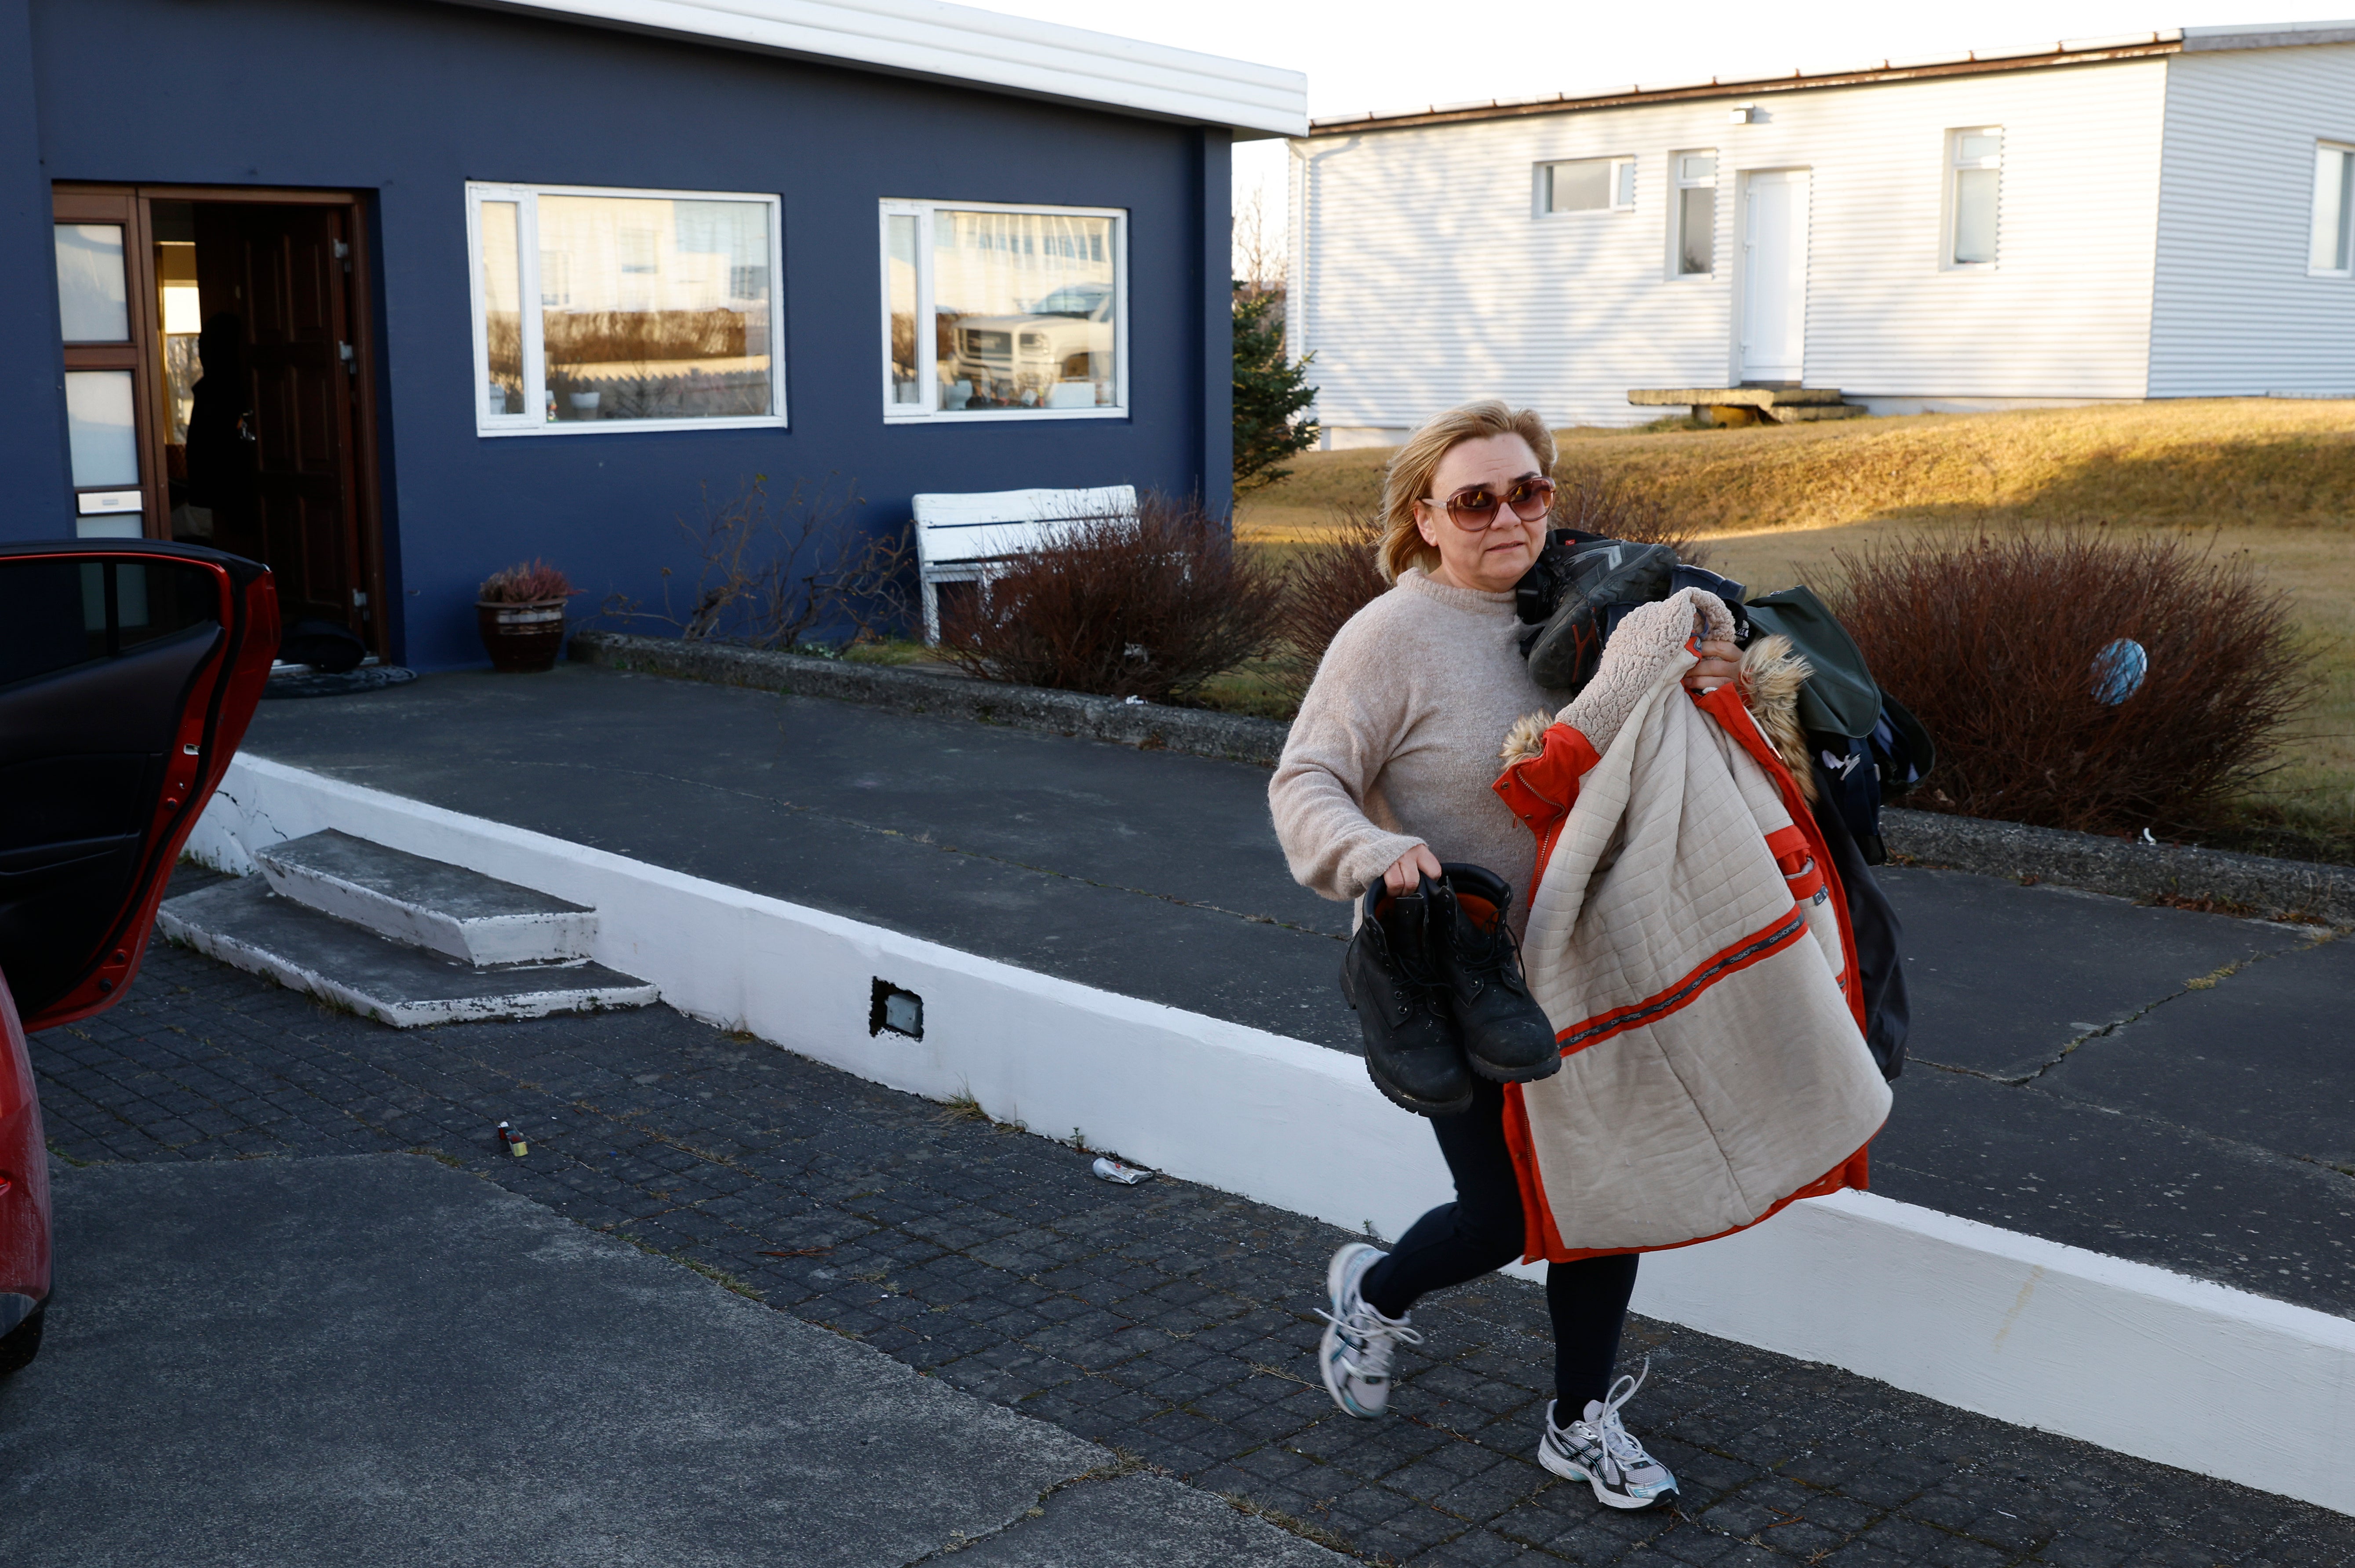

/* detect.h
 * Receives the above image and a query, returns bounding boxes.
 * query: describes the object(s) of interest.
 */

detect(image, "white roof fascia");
[441,0,1309,136]
[2182,18,2355,50]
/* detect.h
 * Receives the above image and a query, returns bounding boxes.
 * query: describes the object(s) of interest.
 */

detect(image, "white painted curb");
[184,755,2355,1517]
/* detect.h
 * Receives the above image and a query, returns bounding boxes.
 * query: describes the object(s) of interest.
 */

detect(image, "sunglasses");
[1424,476,1558,531]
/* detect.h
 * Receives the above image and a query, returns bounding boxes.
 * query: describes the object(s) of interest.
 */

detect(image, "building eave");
[1308,34,2188,137]
[437,0,1309,138]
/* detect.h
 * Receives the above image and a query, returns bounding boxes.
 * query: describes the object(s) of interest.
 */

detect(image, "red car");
[0,541,277,1375]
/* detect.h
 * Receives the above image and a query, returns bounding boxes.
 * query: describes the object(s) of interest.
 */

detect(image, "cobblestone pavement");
[31,935,2355,1568]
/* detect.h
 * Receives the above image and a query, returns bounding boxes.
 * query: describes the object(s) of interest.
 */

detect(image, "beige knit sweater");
[1270,568,1562,930]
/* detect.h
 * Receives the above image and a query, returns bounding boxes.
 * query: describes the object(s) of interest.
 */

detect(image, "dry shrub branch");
[937,495,1286,704]
[602,474,874,649]
[1830,531,2306,837]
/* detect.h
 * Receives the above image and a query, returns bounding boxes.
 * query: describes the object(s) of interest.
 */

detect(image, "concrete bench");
[910,485,1136,643]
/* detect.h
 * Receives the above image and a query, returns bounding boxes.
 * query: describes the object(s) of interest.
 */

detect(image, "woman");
[1268,400,1744,1510]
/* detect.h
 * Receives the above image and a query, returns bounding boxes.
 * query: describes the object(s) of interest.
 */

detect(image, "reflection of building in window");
[470,185,783,432]
[879,201,1125,417]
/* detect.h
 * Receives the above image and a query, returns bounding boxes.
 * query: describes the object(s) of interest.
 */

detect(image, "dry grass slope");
[1236,400,2355,862]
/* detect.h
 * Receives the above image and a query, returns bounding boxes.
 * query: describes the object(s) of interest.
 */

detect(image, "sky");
[964,0,2355,271]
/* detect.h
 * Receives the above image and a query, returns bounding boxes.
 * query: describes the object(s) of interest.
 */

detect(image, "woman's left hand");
[1683,638,1743,696]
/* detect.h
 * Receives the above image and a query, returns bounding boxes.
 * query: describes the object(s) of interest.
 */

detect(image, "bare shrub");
[935,494,1286,704]
[1267,507,1388,701]
[1827,530,2306,837]
[1554,467,1710,567]
[815,522,924,647]
[601,475,871,649]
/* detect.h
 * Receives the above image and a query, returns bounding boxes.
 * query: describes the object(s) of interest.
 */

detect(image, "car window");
[0,556,220,691]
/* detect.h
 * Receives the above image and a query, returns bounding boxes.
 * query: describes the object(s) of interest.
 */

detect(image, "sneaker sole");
[1321,1244,1387,1420]
[1538,1443,1676,1511]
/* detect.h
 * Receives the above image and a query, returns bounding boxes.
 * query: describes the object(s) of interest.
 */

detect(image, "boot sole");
[1364,1059,1474,1117]
[1464,1048,1564,1086]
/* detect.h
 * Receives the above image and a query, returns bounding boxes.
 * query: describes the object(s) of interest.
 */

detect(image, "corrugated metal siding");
[1293,62,2167,431]
[2149,46,2355,396]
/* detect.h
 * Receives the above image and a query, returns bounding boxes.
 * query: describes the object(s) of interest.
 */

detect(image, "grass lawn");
[1235,399,2355,863]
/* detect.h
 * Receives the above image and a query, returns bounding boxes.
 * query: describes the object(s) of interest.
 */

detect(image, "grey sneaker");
[1316,1242,1422,1419]
[1538,1363,1679,1510]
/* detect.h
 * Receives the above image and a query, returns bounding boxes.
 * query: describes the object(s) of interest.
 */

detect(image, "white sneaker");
[1538,1362,1679,1510]
[1315,1241,1422,1419]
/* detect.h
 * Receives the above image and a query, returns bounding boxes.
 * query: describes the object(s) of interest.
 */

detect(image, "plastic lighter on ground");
[181,753,2355,1518]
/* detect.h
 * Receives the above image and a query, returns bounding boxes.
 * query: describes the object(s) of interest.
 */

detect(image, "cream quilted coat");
[1490,589,1891,1262]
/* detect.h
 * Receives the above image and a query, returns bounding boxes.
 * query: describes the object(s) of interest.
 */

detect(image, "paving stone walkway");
[32,928,2355,1568]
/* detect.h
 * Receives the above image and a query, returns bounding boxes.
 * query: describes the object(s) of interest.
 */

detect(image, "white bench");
[910,485,1137,643]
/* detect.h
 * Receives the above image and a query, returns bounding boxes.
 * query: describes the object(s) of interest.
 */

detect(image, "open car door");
[0,542,277,1031]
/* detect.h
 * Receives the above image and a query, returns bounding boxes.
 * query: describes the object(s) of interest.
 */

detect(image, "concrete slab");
[237,666,1361,1048]
[1876,867,2307,1078]
[260,828,596,964]
[2042,936,2355,1168]
[1867,1066,2355,1317]
[158,877,657,1027]
[0,1154,1341,1568]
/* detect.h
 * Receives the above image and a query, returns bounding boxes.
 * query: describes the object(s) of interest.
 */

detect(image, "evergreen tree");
[1232,284,1318,495]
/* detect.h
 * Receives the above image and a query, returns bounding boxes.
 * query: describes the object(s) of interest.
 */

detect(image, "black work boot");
[1340,878,1474,1117]
[1430,865,1562,1084]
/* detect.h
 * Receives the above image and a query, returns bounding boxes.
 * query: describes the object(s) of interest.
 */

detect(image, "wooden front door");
[194,204,364,637]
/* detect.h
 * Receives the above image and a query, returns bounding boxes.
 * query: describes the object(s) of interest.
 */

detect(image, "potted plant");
[476,560,577,673]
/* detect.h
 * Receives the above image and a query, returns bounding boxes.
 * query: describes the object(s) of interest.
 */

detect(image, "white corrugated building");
[1286,22,2355,442]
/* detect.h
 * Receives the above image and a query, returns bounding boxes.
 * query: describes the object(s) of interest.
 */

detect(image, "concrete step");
[257,829,594,965]
[1764,401,1867,422]
[1628,386,1847,407]
[158,877,657,1028]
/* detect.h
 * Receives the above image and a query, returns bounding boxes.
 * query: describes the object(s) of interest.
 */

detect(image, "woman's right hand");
[1382,843,1445,896]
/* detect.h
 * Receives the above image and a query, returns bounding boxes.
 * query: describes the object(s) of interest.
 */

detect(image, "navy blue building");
[2,0,1304,667]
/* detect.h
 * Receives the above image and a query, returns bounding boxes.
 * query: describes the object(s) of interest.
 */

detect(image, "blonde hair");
[1378,401,1559,581]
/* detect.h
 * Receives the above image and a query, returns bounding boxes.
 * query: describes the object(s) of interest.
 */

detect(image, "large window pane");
[1678,187,1715,274]
[2311,146,2353,273]
[535,194,772,423]
[887,214,921,405]
[55,223,129,342]
[65,370,139,488]
[932,211,1117,412]
[1547,160,1612,213]
[1954,167,1999,265]
[480,200,524,416]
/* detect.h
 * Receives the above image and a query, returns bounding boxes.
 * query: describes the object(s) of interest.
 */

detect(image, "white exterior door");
[1740,169,1810,383]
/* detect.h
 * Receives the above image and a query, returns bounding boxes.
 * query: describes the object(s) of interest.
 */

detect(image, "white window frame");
[1671,150,1718,277]
[465,181,787,438]
[2308,141,2355,278]
[879,198,1130,425]
[1944,127,2004,272]
[1535,157,1635,218]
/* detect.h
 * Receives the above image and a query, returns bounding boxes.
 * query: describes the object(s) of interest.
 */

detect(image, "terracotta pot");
[476,599,568,673]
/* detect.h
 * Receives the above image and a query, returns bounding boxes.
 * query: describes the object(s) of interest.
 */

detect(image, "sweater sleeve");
[1269,621,1427,904]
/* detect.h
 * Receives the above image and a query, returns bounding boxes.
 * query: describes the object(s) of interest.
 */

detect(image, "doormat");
[263,666,421,701]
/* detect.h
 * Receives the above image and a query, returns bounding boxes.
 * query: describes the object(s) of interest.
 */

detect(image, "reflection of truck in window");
[947,281,1114,408]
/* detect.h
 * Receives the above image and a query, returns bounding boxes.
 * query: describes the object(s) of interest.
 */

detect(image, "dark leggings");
[1358,1077,1638,1413]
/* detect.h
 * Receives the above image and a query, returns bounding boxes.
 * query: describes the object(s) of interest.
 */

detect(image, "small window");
[1674,152,1717,275]
[881,200,1126,419]
[2310,143,2354,276]
[1540,158,1634,215]
[1950,128,2003,268]
[466,182,784,436]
